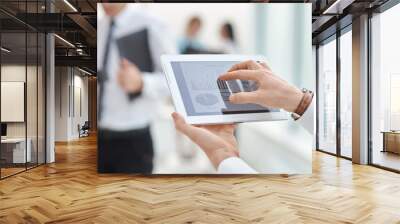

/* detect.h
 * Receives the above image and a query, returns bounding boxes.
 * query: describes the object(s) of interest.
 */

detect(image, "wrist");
[136,80,144,93]
[292,89,314,120]
[282,86,303,113]
[129,78,143,94]
[209,148,239,169]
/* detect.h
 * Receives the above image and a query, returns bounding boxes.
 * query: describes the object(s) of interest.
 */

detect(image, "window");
[318,37,337,154]
[0,1,46,179]
[339,29,352,158]
[371,3,400,171]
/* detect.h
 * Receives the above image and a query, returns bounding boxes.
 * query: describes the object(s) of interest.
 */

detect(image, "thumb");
[172,112,189,133]
[229,92,259,104]
[172,112,201,141]
[120,58,131,68]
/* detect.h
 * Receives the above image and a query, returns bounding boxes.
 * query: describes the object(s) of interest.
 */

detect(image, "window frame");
[315,24,352,160]
[367,1,400,173]
[0,0,48,180]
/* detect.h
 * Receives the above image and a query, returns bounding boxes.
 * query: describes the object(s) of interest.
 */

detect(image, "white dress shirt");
[97,5,176,131]
[217,99,315,174]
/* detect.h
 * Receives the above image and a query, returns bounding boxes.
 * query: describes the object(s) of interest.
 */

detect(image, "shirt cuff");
[128,91,142,101]
[296,98,315,135]
[217,157,258,174]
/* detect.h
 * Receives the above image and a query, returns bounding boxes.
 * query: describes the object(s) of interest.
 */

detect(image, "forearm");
[207,147,239,169]
[281,85,304,113]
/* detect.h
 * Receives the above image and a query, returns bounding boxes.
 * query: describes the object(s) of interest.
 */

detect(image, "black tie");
[98,19,115,121]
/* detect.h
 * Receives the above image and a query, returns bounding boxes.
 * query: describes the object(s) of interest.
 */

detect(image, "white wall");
[1,65,36,137]
[71,74,89,138]
[144,3,255,53]
[55,67,68,141]
[1,64,46,164]
[55,67,89,141]
[99,3,256,54]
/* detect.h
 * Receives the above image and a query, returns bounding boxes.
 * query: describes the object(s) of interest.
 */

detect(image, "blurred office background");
[98,3,312,174]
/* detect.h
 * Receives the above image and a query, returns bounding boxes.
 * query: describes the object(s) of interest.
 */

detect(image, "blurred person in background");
[97,3,175,173]
[219,22,238,54]
[178,16,204,54]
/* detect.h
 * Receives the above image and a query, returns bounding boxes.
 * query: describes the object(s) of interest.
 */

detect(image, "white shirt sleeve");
[141,72,169,100]
[217,157,258,174]
[296,98,315,135]
[139,17,176,101]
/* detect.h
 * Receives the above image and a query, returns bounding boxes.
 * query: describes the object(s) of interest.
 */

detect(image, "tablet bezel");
[161,54,289,124]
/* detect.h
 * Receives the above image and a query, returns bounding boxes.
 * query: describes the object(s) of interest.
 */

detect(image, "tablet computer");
[161,54,289,124]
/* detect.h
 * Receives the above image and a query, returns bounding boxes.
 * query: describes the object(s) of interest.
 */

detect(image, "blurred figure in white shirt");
[97,3,175,173]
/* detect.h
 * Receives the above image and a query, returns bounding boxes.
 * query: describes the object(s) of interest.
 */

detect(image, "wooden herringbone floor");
[1,135,400,224]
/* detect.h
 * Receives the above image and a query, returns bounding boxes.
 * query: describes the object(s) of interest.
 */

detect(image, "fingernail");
[229,95,235,102]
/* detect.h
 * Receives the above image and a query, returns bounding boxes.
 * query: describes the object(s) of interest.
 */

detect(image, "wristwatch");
[291,88,314,121]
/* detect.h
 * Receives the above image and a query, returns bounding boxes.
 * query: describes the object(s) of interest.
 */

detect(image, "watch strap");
[291,88,314,120]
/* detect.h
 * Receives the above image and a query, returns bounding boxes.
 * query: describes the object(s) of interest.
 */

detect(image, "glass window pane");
[27,31,38,169]
[340,29,352,158]
[371,4,400,171]
[318,37,337,154]
[26,0,40,169]
[1,30,28,177]
[1,0,46,179]
[38,33,45,165]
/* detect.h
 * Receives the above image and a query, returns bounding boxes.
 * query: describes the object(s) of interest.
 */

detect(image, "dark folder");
[116,28,154,73]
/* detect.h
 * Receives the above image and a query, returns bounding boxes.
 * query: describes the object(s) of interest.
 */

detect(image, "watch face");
[301,88,307,93]
[291,113,301,121]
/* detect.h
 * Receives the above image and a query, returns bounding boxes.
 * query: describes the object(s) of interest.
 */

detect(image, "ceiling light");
[1,47,11,53]
[63,0,78,12]
[322,0,354,15]
[78,67,92,76]
[76,48,85,55]
[323,0,341,14]
[54,34,75,48]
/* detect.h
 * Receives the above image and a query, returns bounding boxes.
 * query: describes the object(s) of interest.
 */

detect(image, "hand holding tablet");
[161,54,289,124]
[171,112,238,168]
[167,57,308,169]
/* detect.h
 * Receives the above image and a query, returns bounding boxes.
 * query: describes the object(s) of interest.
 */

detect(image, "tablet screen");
[171,61,278,116]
